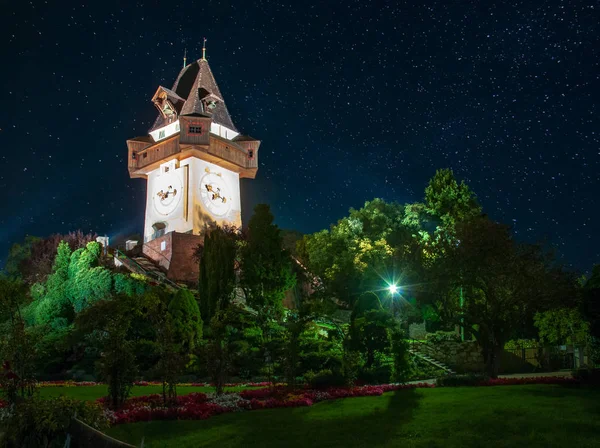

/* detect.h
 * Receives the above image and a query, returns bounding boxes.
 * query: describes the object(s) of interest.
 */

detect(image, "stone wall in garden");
[412,340,485,373]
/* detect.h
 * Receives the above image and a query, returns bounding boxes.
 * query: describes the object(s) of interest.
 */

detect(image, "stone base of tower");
[143,231,203,284]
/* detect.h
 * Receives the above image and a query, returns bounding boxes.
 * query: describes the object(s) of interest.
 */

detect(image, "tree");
[300,199,423,308]
[349,293,394,369]
[5,231,96,285]
[432,216,577,377]
[534,308,589,345]
[240,204,296,384]
[0,277,36,405]
[168,288,203,352]
[76,294,140,408]
[198,226,238,323]
[582,265,600,365]
[240,204,296,316]
[424,168,481,231]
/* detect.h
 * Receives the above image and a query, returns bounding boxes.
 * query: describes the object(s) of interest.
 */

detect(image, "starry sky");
[1,1,598,272]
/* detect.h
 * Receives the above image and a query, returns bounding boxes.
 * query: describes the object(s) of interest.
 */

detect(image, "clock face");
[153,173,183,216]
[199,171,231,217]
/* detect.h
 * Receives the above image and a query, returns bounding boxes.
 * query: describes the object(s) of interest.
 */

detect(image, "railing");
[129,133,257,173]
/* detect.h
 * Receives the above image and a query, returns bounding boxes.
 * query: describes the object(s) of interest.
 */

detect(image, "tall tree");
[300,199,422,308]
[0,277,36,404]
[432,216,577,377]
[240,204,296,384]
[76,294,140,408]
[168,288,202,351]
[424,168,481,230]
[240,204,296,317]
[197,226,238,323]
[582,265,600,364]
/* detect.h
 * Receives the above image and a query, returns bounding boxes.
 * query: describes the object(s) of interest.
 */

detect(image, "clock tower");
[126,45,260,283]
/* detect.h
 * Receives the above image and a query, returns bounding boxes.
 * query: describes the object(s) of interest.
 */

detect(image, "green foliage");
[304,368,347,389]
[31,241,116,326]
[300,199,422,307]
[390,331,410,382]
[1,396,108,448]
[240,204,296,317]
[424,168,481,230]
[406,354,447,381]
[76,295,141,408]
[198,226,238,323]
[146,289,189,405]
[504,339,539,350]
[4,236,41,279]
[113,272,147,297]
[436,373,490,387]
[425,330,461,344]
[201,308,237,395]
[168,289,202,351]
[430,215,579,377]
[582,266,600,351]
[0,277,36,405]
[534,308,589,345]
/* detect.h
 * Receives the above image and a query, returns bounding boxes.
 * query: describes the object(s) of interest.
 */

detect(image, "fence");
[502,344,587,372]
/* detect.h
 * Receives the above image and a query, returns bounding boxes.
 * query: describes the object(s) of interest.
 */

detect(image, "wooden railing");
[129,134,258,173]
[134,136,180,170]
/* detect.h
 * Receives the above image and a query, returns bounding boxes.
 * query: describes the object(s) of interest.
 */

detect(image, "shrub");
[572,368,600,386]
[1,396,108,447]
[436,373,489,387]
[304,369,347,389]
[426,331,461,344]
[357,364,393,385]
[504,339,539,350]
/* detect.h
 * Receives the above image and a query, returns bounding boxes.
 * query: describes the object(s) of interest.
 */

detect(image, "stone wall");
[143,231,203,284]
[412,340,485,373]
[409,322,427,340]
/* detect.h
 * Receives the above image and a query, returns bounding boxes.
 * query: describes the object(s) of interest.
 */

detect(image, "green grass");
[106,385,600,448]
[38,385,250,401]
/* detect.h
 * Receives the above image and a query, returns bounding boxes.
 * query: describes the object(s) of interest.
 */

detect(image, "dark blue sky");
[1,1,598,272]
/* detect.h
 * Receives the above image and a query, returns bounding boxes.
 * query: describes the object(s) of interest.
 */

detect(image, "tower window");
[143,153,148,159]
[189,125,202,134]
[248,150,254,159]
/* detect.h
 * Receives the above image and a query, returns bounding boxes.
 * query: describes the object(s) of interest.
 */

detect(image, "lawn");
[38,385,250,401]
[106,385,600,448]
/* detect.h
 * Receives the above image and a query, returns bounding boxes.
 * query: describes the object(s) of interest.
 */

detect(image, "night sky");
[1,1,598,272]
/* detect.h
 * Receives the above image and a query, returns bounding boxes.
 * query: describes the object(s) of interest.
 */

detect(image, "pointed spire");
[202,37,207,61]
[183,48,187,68]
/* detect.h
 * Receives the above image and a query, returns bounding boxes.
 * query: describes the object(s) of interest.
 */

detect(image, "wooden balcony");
[127,133,259,179]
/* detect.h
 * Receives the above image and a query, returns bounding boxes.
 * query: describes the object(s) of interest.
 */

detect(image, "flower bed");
[37,380,102,387]
[104,383,437,425]
[32,380,273,388]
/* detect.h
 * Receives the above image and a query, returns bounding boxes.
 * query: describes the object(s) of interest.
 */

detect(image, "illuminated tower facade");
[126,44,259,282]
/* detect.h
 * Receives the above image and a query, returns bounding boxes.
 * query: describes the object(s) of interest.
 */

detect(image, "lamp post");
[387,284,400,318]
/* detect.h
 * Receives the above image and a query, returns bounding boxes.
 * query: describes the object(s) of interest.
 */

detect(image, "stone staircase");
[113,249,181,290]
[409,347,456,375]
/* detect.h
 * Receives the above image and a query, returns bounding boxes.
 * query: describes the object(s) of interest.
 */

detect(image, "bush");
[357,364,393,385]
[304,369,347,389]
[572,368,600,386]
[426,331,461,344]
[436,373,490,387]
[1,396,108,447]
[407,355,447,381]
[504,339,539,350]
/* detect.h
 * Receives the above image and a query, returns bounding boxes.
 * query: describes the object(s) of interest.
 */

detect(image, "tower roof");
[151,58,237,133]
